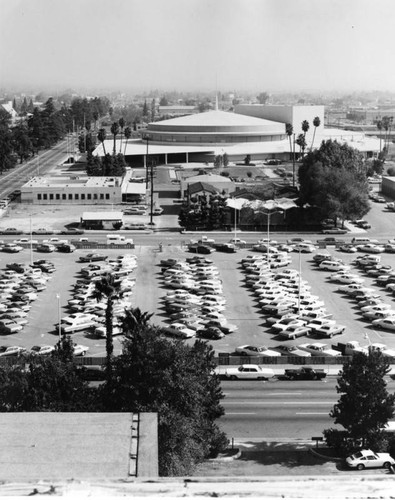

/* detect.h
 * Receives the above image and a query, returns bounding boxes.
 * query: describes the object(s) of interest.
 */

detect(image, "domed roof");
[148,109,284,134]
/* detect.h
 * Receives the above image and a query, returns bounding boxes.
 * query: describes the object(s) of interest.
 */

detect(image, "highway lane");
[218,378,395,440]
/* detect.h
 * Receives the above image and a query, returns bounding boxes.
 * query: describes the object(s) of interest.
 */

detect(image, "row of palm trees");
[97,117,132,156]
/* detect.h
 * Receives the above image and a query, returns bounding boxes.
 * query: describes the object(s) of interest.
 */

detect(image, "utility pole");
[149,159,155,226]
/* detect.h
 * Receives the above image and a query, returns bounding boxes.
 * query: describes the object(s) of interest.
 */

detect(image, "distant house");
[0,101,17,124]
[180,173,235,198]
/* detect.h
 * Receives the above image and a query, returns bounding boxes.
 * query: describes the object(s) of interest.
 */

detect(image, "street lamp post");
[29,215,33,266]
[144,135,150,188]
[264,208,283,269]
[149,159,155,226]
[292,133,296,188]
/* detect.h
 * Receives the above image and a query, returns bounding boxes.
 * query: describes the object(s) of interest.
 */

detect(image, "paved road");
[0,138,71,200]
[219,378,395,441]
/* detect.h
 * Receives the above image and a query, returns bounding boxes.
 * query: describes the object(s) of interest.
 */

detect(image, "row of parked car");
[60,253,138,337]
[159,256,237,340]
[237,252,347,358]
[0,259,77,358]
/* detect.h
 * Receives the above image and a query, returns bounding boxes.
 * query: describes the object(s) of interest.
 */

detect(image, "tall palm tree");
[376,119,383,152]
[97,128,107,155]
[123,126,132,156]
[110,122,119,155]
[122,307,154,338]
[92,273,121,380]
[118,117,125,153]
[296,133,306,157]
[285,123,293,161]
[311,116,321,150]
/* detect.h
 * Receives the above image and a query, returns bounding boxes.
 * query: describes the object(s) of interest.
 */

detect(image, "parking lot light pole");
[56,293,61,341]
[144,135,150,188]
[298,248,302,314]
[29,215,33,266]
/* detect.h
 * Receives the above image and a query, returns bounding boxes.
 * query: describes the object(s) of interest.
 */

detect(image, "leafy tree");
[159,95,169,106]
[214,155,222,168]
[110,121,119,155]
[325,350,395,452]
[298,139,366,207]
[311,116,321,150]
[0,108,17,173]
[11,124,32,163]
[256,92,269,104]
[27,98,34,114]
[20,97,28,116]
[142,100,148,118]
[0,338,98,412]
[222,152,229,167]
[244,154,251,165]
[387,166,395,176]
[104,325,227,475]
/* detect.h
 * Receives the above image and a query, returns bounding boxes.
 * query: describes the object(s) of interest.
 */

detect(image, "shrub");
[387,167,395,176]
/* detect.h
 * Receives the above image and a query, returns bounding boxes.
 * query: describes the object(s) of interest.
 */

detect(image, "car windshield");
[353,452,364,458]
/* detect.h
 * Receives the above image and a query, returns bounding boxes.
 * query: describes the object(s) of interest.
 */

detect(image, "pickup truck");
[283,367,327,380]
[332,341,369,356]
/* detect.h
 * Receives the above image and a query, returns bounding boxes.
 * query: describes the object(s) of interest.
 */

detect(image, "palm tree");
[311,116,321,150]
[376,119,383,152]
[296,133,306,157]
[110,122,119,155]
[123,126,132,155]
[301,120,310,139]
[92,273,122,380]
[285,123,293,161]
[122,307,154,338]
[118,117,125,153]
[97,128,107,155]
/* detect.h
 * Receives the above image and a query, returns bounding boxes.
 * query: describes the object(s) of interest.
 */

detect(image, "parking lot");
[1,239,395,359]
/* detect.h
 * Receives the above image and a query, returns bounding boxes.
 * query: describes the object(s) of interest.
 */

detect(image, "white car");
[0,345,27,356]
[369,343,395,357]
[357,244,385,254]
[271,317,306,332]
[235,345,281,357]
[298,343,342,357]
[293,243,316,253]
[30,345,55,356]
[221,364,275,380]
[73,344,90,356]
[164,322,195,339]
[229,238,246,245]
[312,324,346,338]
[360,303,392,313]
[275,345,312,357]
[346,449,395,470]
[362,310,395,321]
[330,274,364,284]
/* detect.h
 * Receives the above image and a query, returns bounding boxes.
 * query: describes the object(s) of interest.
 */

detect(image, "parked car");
[235,345,281,357]
[164,323,195,339]
[30,345,55,356]
[79,253,108,263]
[73,344,89,356]
[32,228,54,235]
[298,343,342,357]
[2,243,23,253]
[188,244,215,254]
[275,345,312,357]
[346,450,395,470]
[0,228,23,235]
[0,345,26,356]
[312,324,346,338]
[36,243,56,253]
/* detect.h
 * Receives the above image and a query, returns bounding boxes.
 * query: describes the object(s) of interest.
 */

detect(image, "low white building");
[21,168,147,205]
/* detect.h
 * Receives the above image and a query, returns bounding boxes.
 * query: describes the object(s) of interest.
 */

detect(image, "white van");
[319,261,350,272]
[106,235,134,245]
[351,237,379,245]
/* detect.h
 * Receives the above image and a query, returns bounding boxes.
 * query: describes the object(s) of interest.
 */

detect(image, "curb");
[209,448,242,462]
[309,448,342,462]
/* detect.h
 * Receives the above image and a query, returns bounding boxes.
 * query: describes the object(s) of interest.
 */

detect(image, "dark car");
[6,263,30,273]
[76,365,106,381]
[197,327,225,340]
[56,243,76,253]
[79,253,108,263]
[60,228,84,235]
[321,228,348,235]
[213,243,237,253]
[188,244,215,254]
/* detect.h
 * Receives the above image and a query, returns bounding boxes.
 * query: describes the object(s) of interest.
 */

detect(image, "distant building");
[0,101,18,124]
[21,168,146,205]
[158,105,198,117]
[81,211,123,229]
[180,173,235,198]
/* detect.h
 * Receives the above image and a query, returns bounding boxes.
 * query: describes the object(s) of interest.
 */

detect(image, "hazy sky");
[1,0,394,93]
